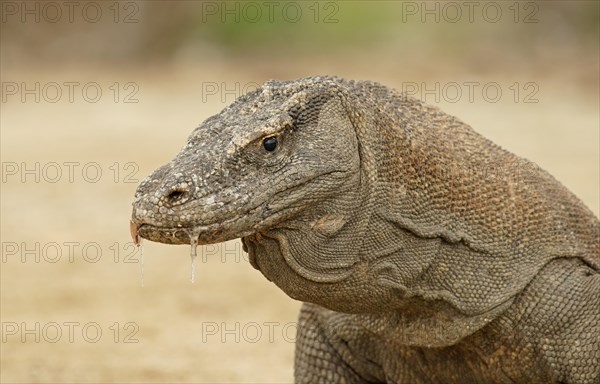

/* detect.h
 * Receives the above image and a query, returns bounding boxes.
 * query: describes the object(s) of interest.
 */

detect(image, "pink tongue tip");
[130,220,140,246]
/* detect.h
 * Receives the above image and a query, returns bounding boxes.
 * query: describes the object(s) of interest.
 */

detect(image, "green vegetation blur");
[1,1,598,66]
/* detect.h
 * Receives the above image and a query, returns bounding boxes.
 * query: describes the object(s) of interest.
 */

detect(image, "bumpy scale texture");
[131,76,600,383]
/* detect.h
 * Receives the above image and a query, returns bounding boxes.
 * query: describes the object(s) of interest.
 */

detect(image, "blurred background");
[1,1,598,383]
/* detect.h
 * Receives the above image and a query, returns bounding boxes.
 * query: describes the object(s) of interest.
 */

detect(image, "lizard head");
[131,77,361,250]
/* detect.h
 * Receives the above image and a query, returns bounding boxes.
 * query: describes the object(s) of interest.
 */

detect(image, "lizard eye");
[263,136,278,152]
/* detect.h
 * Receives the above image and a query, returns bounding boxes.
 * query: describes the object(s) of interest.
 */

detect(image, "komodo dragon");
[130,76,599,383]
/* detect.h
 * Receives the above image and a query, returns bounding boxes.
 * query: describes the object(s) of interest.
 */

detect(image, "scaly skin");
[131,76,599,383]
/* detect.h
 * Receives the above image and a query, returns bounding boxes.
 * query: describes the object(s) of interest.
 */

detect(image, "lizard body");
[131,76,599,383]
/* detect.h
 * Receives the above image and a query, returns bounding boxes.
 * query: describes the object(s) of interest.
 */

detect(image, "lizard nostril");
[164,186,191,206]
[168,190,185,200]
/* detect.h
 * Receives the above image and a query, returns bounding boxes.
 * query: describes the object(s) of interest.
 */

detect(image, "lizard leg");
[294,303,367,384]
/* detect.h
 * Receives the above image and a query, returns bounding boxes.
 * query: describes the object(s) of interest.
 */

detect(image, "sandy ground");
[1,62,598,383]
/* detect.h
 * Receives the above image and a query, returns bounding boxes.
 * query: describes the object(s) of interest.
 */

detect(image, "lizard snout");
[130,169,198,228]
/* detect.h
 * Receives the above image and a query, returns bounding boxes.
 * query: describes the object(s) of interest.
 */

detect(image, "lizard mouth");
[130,219,255,246]
[129,170,347,247]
